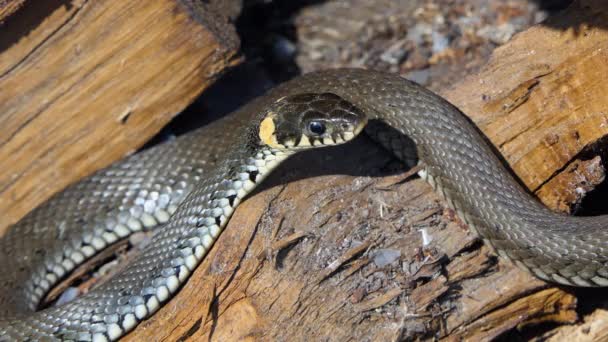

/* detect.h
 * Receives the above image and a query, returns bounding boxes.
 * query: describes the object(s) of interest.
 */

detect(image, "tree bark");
[0,0,241,235]
[123,1,608,340]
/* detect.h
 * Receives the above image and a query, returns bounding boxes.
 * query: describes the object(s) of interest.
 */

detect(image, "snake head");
[258,92,367,150]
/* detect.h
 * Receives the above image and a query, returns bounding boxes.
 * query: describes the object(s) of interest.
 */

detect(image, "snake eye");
[308,121,326,135]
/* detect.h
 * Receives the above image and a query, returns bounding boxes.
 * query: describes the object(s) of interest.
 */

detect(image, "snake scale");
[1,68,607,341]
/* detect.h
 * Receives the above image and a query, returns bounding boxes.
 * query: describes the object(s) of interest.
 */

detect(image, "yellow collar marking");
[259,114,283,148]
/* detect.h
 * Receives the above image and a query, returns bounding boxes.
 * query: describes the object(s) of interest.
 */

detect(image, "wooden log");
[443,0,608,209]
[121,0,608,340]
[0,0,241,234]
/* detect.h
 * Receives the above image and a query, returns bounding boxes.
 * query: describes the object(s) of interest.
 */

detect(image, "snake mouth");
[285,116,367,149]
[259,115,367,150]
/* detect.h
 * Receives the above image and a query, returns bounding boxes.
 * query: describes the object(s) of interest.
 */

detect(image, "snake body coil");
[0,69,606,340]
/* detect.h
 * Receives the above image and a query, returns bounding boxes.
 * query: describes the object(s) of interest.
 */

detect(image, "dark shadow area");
[535,0,608,31]
[496,284,608,341]
[531,0,574,10]
[496,321,565,341]
[0,0,75,54]
[563,286,608,342]
[573,285,608,310]
[160,63,275,135]
[236,0,326,82]
[579,180,608,215]
[258,134,408,193]
[564,134,608,217]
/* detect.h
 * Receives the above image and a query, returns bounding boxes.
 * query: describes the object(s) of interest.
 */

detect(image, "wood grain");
[443,0,608,205]
[0,0,241,235]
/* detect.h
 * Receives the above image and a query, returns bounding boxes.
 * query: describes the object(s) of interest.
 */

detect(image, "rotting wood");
[536,156,605,213]
[544,309,608,341]
[0,0,241,235]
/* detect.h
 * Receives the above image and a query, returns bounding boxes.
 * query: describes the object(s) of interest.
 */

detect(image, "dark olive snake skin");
[1,69,606,341]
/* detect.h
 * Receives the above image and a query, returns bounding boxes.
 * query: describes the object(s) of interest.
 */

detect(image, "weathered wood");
[443,0,608,207]
[121,1,608,340]
[544,309,608,341]
[0,0,241,234]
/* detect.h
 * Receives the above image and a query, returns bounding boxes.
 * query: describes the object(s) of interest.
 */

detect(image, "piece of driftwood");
[0,0,241,234]
[121,1,608,340]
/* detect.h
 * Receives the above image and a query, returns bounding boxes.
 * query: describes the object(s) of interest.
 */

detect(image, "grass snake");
[0,68,606,341]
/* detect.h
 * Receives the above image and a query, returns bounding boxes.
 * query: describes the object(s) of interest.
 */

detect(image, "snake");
[0,68,606,341]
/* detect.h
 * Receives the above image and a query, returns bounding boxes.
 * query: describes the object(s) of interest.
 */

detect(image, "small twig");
[271,231,312,268]
[316,240,373,284]
[341,257,371,279]
[271,231,311,251]
[354,287,403,312]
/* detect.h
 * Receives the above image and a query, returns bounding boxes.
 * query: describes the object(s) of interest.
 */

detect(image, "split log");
[0,0,241,234]
[122,0,608,340]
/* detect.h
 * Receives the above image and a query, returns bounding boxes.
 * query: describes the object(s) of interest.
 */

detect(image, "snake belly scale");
[1,69,607,340]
